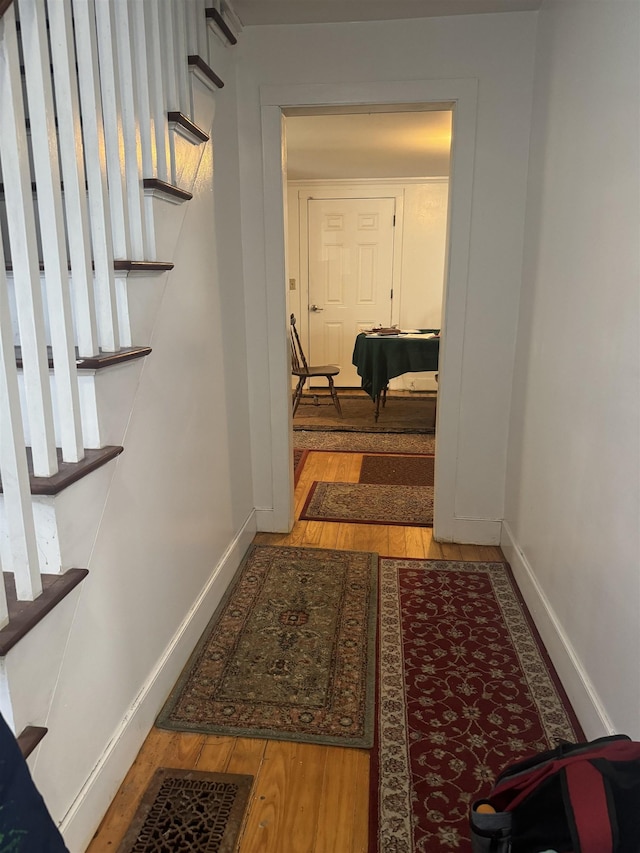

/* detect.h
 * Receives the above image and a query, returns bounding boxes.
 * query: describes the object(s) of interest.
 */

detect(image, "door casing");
[258,80,479,542]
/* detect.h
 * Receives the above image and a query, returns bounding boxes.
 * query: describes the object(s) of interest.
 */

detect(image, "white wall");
[237,12,537,539]
[503,0,640,738]
[24,43,257,850]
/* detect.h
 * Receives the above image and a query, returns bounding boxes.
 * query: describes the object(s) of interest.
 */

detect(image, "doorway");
[285,110,452,393]
[256,79,479,539]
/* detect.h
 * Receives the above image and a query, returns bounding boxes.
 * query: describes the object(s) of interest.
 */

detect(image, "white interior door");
[307,197,395,387]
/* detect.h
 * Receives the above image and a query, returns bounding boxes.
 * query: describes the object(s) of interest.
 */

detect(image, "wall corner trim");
[501,521,616,740]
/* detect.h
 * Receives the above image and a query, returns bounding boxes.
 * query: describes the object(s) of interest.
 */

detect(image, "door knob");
[309,304,323,312]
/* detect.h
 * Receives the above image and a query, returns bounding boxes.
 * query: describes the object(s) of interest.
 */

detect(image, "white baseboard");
[501,520,615,740]
[59,511,257,853]
[448,517,502,545]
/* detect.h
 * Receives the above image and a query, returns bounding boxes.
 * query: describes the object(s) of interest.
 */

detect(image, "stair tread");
[0,446,123,496]
[143,178,193,202]
[4,260,173,273]
[167,111,210,143]
[17,726,48,759]
[14,345,152,371]
[187,54,224,89]
[0,569,88,656]
[205,7,238,45]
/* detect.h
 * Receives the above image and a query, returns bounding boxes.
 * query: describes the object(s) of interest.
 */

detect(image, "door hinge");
[393,215,396,226]
[390,288,393,300]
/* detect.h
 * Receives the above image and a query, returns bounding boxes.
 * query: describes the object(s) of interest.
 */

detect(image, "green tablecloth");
[352,332,440,400]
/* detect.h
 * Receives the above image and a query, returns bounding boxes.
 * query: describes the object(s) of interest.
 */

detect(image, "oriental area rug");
[118,769,253,853]
[301,482,433,527]
[293,430,436,455]
[157,545,378,748]
[371,559,582,853]
[293,393,436,433]
[359,454,435,486]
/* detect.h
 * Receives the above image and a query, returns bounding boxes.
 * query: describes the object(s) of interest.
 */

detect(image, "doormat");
[359,454,434,486]
[294,430,436,455]
[371,559,582,853]
[157,545,378,748]
[117,768,253,853]
[301,481,433,527]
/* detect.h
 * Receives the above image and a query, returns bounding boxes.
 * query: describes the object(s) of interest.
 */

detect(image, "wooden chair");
[290,314,342,418]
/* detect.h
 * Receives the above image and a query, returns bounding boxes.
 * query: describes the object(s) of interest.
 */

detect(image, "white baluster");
[72,0,120,353]
[146,0,171,183]
[185,0,199,57]
[174,0,191,119]
[47,0,99,359]
[113,0,148,260]
[130,0,155,180]
[94,0,130,260]
[130,0,157,258]
[0,249,43,604]
[0,554,9,630]
[196,0,209,63]
[160,0,179,114]
[21,0,84,464]
[0,6,58,477]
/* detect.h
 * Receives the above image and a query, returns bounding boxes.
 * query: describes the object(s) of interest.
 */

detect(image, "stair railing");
[0,0,201,616]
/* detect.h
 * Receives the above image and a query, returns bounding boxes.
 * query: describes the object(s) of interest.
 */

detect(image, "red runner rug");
[371,559,582,852]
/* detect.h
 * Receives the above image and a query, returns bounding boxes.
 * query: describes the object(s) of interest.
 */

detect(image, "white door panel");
[308,197,395,386]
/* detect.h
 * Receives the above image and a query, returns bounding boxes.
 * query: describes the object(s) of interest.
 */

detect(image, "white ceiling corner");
[230,0,542,27]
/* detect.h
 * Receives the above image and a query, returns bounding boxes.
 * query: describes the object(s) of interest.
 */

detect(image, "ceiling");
[230,0,541,27]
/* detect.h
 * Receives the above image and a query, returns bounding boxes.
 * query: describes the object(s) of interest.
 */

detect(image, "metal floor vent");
[117,768,254,853]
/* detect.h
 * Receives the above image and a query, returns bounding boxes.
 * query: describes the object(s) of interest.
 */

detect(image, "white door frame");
[259,79,478,541]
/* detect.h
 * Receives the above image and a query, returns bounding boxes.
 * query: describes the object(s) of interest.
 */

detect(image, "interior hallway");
[87,450,503,852]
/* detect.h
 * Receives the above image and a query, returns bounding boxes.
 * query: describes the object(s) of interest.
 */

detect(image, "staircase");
[0,0,239,847]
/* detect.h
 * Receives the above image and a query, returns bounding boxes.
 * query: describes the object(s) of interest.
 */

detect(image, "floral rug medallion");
[157,545,378,748]
[372,559,581,853]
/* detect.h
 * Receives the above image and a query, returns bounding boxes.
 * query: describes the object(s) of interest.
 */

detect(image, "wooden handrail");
[0,0,13,19]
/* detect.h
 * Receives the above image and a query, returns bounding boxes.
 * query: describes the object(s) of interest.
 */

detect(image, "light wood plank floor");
[87,452,503,852]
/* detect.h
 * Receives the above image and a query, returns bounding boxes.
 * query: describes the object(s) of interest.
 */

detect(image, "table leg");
[374,395,381,422]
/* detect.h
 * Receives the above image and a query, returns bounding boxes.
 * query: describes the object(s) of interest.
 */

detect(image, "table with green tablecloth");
[352,331,440,420]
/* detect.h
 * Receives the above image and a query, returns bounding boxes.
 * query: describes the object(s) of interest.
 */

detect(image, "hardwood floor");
[87,452,503,852]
